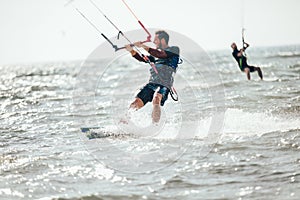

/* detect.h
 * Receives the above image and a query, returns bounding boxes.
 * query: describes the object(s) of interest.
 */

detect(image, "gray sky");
[1,0,300,65]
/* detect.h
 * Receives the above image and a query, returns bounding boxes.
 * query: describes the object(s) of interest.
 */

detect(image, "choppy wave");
[268,52,300,58]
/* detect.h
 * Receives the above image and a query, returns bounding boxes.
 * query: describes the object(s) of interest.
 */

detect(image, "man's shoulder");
[232,48,239,55]
[165,46,179,55]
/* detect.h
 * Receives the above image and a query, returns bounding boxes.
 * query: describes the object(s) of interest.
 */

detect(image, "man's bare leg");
[130,98,144,110]
[244,68,251,80]
[256,67,263,80]
[152,93,162,123]
[120,98,144,124]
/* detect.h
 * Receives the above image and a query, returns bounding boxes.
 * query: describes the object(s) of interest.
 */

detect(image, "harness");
[155,55,182,71]
[154,46,182,70]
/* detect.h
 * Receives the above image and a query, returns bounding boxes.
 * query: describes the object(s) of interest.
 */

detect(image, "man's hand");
[125,44,137,56]
[134,41,149,52]
[125,44,133,51]
[134,41,142,48]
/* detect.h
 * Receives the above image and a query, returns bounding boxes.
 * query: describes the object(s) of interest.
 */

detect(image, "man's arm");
[237,49,244,57]
[125,44,147,63]
[148,48,168,58]
[135,42,168,59]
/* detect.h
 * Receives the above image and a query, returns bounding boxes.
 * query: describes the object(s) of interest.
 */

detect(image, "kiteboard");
[80,127,111,139]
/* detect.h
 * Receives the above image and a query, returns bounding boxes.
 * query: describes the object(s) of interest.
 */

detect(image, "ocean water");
[0,44,299,200]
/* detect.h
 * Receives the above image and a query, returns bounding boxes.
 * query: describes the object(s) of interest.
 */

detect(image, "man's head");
[154,30,169,49]
[231,42,237,49]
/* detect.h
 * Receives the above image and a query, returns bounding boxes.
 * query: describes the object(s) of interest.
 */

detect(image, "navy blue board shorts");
[136,83,170,106]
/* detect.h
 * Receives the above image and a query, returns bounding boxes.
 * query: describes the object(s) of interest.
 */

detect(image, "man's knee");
[152,93,162,105]
[130,98,144,109]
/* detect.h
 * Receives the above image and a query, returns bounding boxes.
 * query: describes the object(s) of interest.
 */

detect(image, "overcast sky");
[0,0,300,65]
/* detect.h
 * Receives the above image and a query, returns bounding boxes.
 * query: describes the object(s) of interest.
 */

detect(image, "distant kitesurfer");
[231,42,263,80]
[125,30,180,123]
